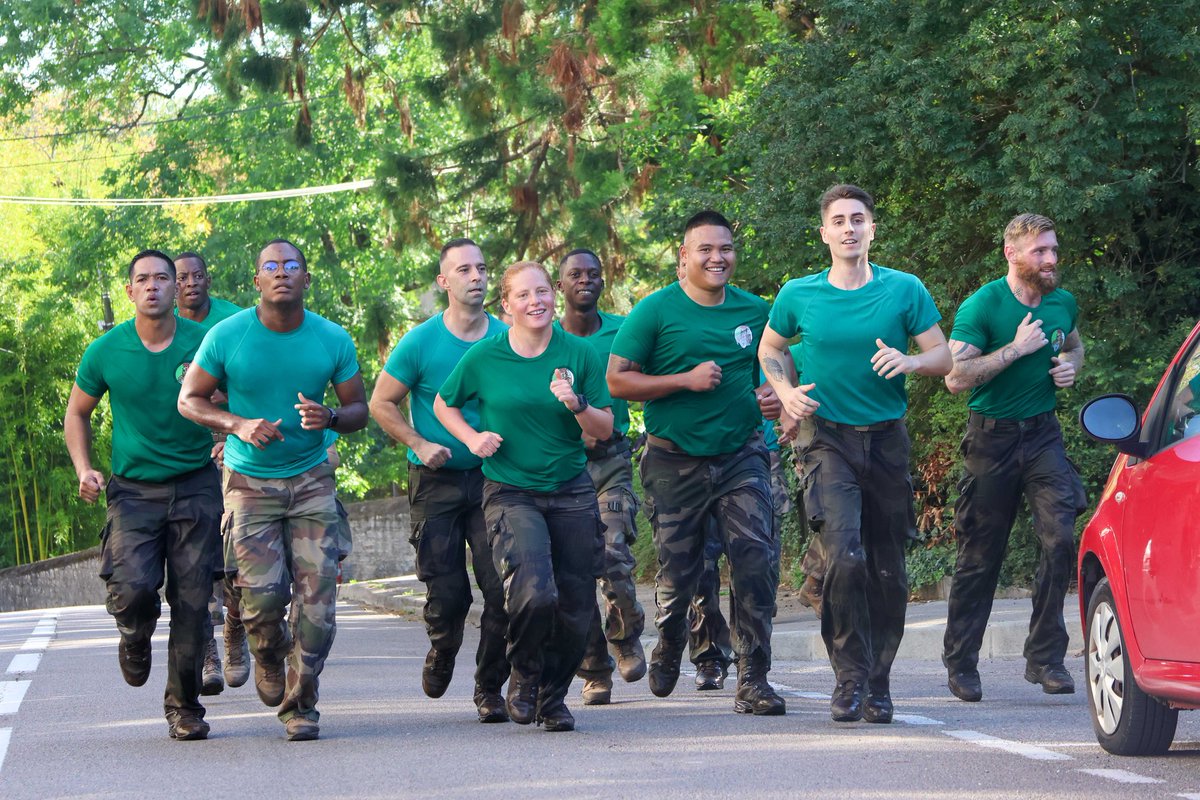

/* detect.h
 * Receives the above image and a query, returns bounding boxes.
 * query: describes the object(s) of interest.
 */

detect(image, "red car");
[1078,318,1200,755]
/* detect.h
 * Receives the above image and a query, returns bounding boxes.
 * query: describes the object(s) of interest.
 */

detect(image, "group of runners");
[64,182,1086,740]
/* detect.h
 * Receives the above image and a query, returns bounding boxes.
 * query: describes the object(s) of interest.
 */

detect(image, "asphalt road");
[2,603,1198,799]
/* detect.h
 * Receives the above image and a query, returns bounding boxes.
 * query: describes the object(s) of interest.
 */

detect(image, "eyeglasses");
[260,260,303,274]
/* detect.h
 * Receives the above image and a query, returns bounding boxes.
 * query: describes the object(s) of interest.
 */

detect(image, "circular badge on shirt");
[175,361,191,384]
[734,325,753,349]
[1050,329,1065,354]
[553,367,575,386]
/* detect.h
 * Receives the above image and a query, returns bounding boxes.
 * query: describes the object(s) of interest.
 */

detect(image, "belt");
[813,417,901,433]
[585,432,631,461]
[968,410,1057,431]
[645,433,687,454]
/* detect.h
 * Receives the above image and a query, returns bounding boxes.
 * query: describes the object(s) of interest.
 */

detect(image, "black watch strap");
[572,394,588,414]
[327,407,339,429]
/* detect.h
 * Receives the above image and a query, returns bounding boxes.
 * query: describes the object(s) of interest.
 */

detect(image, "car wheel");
[1086,578,1178,755]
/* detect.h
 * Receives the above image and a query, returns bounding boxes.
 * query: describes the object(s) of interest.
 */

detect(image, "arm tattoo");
[609,355,642,374]
[763,356,786,382]
[1001,345,1017,363]
[952,341,973,358]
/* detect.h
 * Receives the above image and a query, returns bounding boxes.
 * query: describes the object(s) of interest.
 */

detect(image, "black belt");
[814,417,901,433]
[968,410,1057,431]
[585,432,631,461]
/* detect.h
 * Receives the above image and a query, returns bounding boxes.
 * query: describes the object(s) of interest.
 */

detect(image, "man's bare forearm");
[370,397,431,450]
[759,341,798,397]
[607,355,691,401]
[945,343,1020,394]
[178,393,244,433]
[63,412,95,477]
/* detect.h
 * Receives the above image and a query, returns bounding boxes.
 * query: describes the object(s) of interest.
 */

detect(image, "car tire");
[1085,578,1178,756]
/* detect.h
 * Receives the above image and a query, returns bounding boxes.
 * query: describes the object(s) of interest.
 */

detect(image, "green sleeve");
[579,345,612,409]
[74,340,107,398]
[438,347,478,408]
[610,298,655,366]
[949,290,989,350]
[767,280,802,338]
[906,278,942,337]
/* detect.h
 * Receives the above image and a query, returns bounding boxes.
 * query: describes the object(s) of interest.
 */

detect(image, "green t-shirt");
[175,296,242,331]
[554,311,630,436]
[384,312,508,471]
[439,327,612,492]
[951,278,1078,419]
[611,282,768,456]
[74,318,213,482]
[769,264,941,426]
[194,308,360,479]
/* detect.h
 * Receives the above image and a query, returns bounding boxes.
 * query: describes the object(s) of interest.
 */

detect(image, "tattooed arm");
[606,354,722,401]
[758,324,819,420]
[945,311,1052,394]
[1048,327,1085,389]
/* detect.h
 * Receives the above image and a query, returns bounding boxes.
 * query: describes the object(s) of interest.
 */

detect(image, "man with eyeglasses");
[369,237,511,723]
[173,251,247,698]
[178,239,367,741]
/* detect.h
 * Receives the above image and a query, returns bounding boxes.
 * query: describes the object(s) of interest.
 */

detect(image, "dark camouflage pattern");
[99,464,221,718]
[576,446,645,680]
[639,434,779,665]
[482,472,602,711]
[223,462,340,723]
[944,416,1086,674]
[796,418,914,689]
[408,464,508,692]
[688,519,734,667]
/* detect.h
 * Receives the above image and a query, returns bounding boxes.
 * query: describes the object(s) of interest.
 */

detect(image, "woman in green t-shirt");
[435,261,614,732]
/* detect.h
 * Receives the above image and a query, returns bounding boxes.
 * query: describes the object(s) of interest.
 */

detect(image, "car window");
[1157,339,1200,452]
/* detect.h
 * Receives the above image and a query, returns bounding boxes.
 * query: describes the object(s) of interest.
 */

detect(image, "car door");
[1118,330,1200,662]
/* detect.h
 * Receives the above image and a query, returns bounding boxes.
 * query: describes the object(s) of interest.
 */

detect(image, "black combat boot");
[506,675,539,725]
[733,649,786,716]
[647,638,685,698]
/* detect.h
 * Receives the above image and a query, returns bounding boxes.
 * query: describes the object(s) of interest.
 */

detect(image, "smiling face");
[126,254,176,319]
[820,198,876,263]
[558,252,604,312]
[679,224,736,295]
[253,241,309,305]
[438,244,488,310]
[501,264,555,331]
[174,255,211,312]
[1007,230,1060,295]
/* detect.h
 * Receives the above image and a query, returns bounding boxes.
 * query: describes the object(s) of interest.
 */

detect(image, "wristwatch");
[572,394,589,414]
[327,407,339,429]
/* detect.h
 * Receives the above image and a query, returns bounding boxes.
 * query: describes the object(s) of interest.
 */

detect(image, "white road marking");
[0,728,10,774]
[0,682,31,716]
[1077,769,1163,784]
[894,714,943,726]
[6,653,42,674]
[1176,793,1200,799]
[19,637,50,652]
[944,729,1073,761]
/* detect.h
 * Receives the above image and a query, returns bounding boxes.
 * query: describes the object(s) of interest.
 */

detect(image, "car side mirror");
[1079,393,1147,458]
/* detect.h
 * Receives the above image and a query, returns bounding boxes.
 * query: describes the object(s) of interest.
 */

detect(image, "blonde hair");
[499,261,553,300]
[1004,213,1055,246]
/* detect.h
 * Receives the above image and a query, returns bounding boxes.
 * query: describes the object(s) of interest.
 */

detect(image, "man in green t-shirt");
[759,184,951,724]
[942,213,1086,703]
[64,249,221,741]
[369,237,511,723]
[609,210,786,717]
[178,238,367,742]
[555,248,647,705]
[173,250,247,697]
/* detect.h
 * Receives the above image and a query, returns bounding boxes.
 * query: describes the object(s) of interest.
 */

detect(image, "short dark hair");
[819,184,875,219]
[128,249,176,280]
[559,248,601,271]
[258,238,307,270]
[174,251,207,270]
[440,237,479,265]
[682,210,733,239]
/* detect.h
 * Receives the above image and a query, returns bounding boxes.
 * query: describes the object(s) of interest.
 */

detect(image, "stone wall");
[0,497,413,612]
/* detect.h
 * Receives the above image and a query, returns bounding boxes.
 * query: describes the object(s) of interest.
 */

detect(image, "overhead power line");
[0,179,376,207]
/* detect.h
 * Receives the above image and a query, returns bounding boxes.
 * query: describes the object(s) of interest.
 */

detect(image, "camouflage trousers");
[943,414,1086,674]
[99,464,221,718]
[223,462,340,723]
[796,418,913,688]
[409,464,509,693]
[576,441,646,681]
[640,433,779,663]
[483,472,603,710]
[686,447,790,667]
